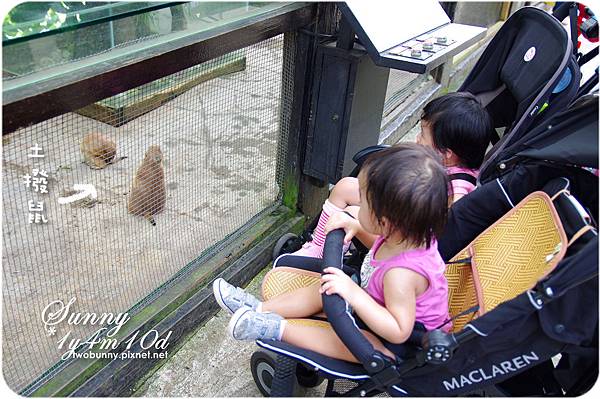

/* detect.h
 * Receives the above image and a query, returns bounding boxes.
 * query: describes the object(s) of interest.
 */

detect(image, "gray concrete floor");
[134,267,327,397]
[134,268,270,397]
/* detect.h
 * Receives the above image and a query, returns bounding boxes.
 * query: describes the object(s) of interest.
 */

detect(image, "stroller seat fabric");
[447,190,569,331]
[262,266,320,302]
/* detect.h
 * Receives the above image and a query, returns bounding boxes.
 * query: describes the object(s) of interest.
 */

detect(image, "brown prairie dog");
[128,145,166,225]
[81,132,117,169]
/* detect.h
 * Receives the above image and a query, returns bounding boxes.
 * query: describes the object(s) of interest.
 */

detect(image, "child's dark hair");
[421,92,493,169]
[361,143,448,248]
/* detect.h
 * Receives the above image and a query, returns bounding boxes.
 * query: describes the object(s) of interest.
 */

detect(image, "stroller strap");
[476,83,506,107]
[475,85,507,145]
[449,173,477,186]
[445,257,471,265]
[437,304,480,331]
[568,225,596,247]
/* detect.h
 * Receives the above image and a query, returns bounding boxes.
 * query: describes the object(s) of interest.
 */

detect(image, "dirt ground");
[2,36,284,392]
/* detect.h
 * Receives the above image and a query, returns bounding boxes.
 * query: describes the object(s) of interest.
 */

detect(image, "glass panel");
[3,2,174,44]
[3,2,294,80]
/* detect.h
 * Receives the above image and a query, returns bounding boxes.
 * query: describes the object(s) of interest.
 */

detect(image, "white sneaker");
[228,307,284,341]
[213,278,260,314]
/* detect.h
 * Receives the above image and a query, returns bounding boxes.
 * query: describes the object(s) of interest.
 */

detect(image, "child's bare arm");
[324,211,377,248]
[320,267,419,345]
[351,268,426,344]
[329,177,360,209]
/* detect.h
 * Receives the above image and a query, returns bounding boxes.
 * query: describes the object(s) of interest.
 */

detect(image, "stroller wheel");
[251,350,303,397]
[295,363,324,388]
[272,233,302,260]
[251,350,277,396]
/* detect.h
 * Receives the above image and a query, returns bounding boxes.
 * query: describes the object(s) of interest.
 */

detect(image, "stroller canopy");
[458,6,582,182]
[514,93,599,170]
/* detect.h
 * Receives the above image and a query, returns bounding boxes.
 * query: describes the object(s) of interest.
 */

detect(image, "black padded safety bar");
[349,145,390,177]
[321,229,389,372]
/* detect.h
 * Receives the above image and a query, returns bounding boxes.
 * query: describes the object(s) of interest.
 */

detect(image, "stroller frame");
[251,98,599,398]
[253,5,599,396]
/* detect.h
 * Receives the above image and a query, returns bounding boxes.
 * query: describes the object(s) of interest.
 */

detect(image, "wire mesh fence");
[2,34,287,393]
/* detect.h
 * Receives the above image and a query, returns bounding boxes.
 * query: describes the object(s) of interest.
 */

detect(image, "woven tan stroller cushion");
[286,318,332,329]
[446,250,480,333]
[447,191,567,332]
[262,266,320,301]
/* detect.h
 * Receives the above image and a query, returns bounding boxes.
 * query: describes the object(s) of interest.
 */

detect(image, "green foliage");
[2,2,77,41]
[281,173,298,210]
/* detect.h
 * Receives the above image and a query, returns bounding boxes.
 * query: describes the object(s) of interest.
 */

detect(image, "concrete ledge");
[133,267,274,397]
[70,214,305,397]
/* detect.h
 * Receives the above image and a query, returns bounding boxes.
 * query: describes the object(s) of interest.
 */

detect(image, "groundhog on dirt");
[81,132,117,169]
[127,145,166,226]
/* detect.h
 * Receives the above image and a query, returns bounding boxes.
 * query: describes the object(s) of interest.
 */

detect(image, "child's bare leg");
[261,283,322,318]
[329,177,360,209]
[292,178,360,258]
[282,323,396,362]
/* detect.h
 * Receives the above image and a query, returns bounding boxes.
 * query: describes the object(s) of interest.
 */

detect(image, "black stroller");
[249,92,598,397]
[272,5,587,260]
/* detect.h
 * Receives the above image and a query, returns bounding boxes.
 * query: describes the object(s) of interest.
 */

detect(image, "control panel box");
[339,1,487,73]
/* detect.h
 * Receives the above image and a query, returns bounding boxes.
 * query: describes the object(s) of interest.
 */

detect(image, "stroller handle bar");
[322,229,392,373]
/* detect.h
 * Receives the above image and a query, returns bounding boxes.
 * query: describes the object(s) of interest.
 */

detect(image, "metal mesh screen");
[275,32,296,190]
[2,34,287,392]
[382,69,427,119]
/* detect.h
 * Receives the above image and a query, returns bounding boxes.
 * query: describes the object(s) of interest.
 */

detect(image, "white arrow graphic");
[58,184,97,205]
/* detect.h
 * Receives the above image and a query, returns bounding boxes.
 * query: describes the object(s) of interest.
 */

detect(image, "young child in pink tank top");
[213,144,452,363]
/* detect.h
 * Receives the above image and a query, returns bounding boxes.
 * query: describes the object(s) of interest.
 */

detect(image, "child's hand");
[319,267,359,301]
[324,212,360,244]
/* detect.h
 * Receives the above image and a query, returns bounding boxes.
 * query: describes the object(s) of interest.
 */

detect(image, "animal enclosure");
[2,26,287,393]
